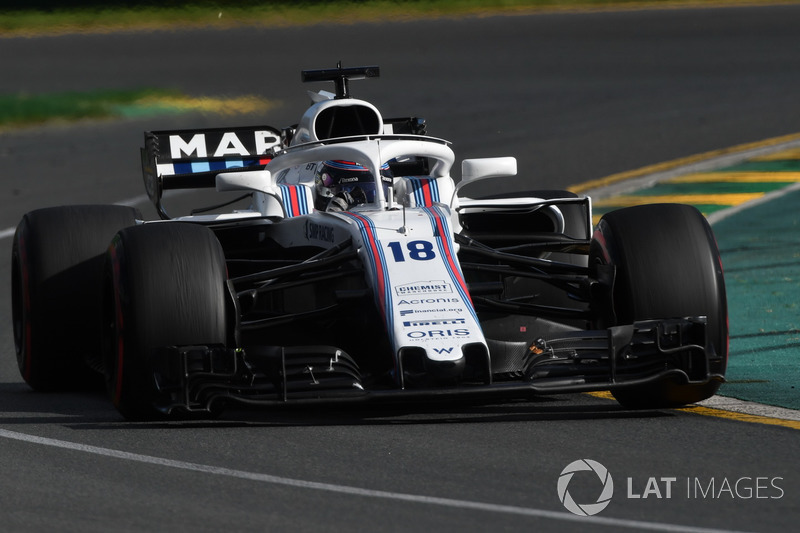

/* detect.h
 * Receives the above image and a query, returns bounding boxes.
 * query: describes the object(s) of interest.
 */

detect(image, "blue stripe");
[191,161,211,173]
[296,187,308,214]
[340,212,394,334]
[279,186,291,215]
[428,179,440,203]
[300,187,309,214]
[173,162,192,174]
[279,185,311,216]
[423,206,480,325]
[413,180,426,206]
[300,186,309,214]
[169,158,264,175]
[410,178,440,206]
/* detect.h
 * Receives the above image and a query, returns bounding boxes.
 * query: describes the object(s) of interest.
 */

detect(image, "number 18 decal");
[387,240,436,262]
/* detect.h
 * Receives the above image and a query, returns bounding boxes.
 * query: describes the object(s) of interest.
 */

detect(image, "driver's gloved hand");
[325,187,367,212]
[325,193,351,212]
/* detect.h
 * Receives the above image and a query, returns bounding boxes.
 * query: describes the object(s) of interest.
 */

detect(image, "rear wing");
[141,125,282,219]
[140,118,427,219]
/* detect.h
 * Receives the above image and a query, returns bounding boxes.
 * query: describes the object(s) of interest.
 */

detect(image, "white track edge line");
[706,181,800,225]
[0,428,754,533]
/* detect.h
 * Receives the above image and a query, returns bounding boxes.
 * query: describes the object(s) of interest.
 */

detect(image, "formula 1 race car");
[11,65,728,420]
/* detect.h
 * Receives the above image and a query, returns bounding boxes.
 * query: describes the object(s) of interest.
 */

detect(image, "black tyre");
[103,223,228,420]
[11,205,140,391]
[590,204,728,408]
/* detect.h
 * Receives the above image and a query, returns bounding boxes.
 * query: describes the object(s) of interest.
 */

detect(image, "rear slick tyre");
[590,204,728,408]
[11,205,140,391]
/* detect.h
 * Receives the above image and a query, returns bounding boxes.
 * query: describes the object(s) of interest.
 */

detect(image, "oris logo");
[406,328,470,339]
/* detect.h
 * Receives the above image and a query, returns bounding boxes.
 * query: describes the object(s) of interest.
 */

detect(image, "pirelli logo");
[402,318,466,327]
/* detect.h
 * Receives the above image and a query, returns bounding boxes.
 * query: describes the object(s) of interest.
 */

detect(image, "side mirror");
[452,157,517,203]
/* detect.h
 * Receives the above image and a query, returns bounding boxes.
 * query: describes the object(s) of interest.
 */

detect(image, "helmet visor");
[319,160,392,204]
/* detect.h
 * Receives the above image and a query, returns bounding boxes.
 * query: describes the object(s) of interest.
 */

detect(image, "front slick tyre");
[104,223,228,421]
[590,204,728,409]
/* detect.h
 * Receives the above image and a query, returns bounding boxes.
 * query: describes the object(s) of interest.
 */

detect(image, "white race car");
[11,65,727,420]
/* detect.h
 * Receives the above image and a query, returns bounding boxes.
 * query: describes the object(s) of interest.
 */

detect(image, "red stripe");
[349,213,387,320]
[421,180,433,206]
[431,209,472,304]
[287,186,301,216]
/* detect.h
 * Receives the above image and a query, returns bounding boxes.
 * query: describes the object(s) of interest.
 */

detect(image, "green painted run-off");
[714,184,800,410]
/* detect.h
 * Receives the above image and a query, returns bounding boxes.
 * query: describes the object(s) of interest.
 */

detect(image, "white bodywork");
[168,91,574,373]
[214,131,494,367]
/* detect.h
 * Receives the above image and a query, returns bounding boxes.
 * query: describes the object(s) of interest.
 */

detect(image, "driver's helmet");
[315,160,393,210]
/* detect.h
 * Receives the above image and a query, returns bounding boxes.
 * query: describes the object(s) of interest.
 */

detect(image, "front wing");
[150,316,723,415]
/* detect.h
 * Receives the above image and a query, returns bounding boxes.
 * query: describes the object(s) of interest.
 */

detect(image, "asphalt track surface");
[2,5,800,532]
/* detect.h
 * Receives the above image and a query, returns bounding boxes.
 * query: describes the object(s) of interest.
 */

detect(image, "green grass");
[0,1,525,35]
[1,0,792,127]
[2,1,792,36]
[0,89,279,128]
[0,89,170,127]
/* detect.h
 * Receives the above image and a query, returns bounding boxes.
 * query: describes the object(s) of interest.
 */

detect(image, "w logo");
[432,347,454,354]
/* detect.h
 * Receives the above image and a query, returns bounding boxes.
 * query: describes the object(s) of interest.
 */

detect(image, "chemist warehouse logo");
[557,459,785,517]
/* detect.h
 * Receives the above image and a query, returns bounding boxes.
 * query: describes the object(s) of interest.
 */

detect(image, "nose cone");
[426,356,466,384]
